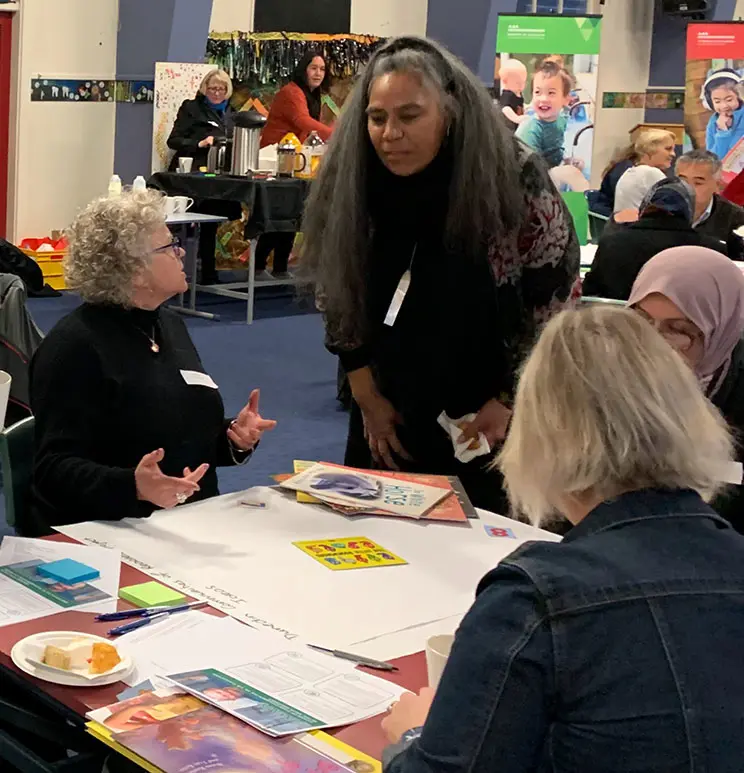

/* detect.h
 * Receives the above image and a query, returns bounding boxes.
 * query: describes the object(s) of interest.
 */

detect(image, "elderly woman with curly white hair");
[27,189,275,537]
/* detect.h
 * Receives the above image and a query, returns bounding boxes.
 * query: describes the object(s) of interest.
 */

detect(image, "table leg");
[247,238,256,325]
[169,222,220,321]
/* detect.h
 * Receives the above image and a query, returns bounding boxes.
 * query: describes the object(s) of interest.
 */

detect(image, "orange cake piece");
[89,642,121,674]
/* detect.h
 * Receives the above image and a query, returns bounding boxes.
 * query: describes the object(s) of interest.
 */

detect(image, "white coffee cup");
[164,196,178,217]
[173,195,194,214]
[0,371,11,429]
[177,157,194,173]
[425,634,454,689]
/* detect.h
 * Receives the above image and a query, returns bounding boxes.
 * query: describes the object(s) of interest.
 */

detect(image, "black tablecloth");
[149,173,310,237]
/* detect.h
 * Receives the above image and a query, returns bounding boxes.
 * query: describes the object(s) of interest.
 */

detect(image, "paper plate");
[11,631,134,687]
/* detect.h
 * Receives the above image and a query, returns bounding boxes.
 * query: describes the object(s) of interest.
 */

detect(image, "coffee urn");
[231,109,268,176]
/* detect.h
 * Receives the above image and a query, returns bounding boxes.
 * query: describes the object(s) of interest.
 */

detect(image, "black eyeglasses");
[153,236,182,255]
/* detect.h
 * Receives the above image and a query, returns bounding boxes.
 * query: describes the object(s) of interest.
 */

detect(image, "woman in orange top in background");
[256,51,334,279]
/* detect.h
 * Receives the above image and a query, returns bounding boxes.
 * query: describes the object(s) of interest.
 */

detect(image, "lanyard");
[384,245,417,327]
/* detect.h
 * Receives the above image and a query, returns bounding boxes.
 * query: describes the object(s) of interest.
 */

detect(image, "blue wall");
[114,0,213,182]
[427,0,517,83]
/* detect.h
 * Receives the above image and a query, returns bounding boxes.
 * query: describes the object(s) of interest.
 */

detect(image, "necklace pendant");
[151,342,160,354]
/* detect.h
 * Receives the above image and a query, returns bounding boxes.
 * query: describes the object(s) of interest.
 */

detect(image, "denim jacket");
[384,489,744,773]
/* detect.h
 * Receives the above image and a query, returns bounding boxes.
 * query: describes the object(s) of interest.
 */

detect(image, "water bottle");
[108,174,122,198]
[132,175,146,191]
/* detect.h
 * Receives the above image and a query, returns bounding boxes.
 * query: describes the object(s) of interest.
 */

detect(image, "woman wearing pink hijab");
[628,245,744,532]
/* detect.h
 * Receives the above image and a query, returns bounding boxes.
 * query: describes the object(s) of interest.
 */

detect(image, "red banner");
[686,23,744,60]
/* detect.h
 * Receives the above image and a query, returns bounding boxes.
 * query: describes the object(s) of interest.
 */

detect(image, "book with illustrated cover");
[276,462,475,522]
[280,463,449,518]
[109,705,381,773]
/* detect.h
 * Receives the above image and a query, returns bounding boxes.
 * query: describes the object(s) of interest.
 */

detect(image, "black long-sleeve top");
[28,303,247,536]
[166,94,234,171]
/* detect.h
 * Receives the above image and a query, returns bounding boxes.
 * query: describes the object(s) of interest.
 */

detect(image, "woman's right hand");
[358,392,412,470]
[198,136,215,149]
[135,449,209,509]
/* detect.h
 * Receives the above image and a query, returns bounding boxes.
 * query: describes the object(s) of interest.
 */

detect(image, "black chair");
[0,415,34,533]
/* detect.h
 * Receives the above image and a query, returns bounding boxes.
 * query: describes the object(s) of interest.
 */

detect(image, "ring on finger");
[176,492,188,505]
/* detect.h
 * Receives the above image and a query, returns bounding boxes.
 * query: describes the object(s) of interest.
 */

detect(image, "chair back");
[0,415,35,529]
[561,191,589,246]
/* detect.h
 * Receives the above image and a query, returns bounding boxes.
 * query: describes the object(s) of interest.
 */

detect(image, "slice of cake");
[41,639,120,674]
[89,642,121,674]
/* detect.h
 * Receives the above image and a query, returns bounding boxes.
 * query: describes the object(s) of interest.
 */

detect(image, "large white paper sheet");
[114,612,405,733]
[0,537,121,625]
[57,488,559,658]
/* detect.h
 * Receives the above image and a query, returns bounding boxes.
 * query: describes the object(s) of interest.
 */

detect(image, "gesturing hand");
[198,135,215,149]
[228,389,277,451]
[459,398,512,448]
[382,687,435,744]
[358,392,412,471]
[135,449,209,509]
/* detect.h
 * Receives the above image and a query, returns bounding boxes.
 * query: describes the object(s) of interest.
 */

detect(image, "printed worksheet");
[0,537,120,626]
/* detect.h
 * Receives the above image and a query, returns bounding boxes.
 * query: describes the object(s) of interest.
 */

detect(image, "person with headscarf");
[582,178,727,301]
[255,51,334,280]
[628,247,744,533]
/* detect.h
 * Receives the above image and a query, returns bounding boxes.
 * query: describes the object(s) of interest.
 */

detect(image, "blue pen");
[96,600,207,622]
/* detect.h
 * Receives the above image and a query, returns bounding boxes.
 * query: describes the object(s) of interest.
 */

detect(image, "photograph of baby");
[496,51,599,193]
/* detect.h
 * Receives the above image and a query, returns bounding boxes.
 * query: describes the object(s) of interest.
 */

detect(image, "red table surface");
[0,534,427,761]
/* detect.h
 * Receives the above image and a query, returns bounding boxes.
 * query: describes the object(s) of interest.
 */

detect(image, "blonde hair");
[634,129,676,159]
[499,58,527,78]
[65,189,167,306]
[199,68,233,100]
[497,306,733,526]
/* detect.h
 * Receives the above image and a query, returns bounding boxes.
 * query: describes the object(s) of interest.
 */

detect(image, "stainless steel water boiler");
[231,109,268,176]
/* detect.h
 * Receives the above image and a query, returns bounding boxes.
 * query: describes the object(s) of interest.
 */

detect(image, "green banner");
[496,15,602,55]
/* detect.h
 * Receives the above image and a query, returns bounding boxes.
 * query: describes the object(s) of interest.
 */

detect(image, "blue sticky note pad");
[37,559,100,583]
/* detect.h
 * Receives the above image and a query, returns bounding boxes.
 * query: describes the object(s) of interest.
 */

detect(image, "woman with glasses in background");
[167,69,236,284]
[28,190,276,537]
[628,246,744,533]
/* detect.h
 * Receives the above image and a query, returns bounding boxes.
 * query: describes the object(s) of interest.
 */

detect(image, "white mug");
[173,195,194,214]
[0,370,11,429]
[164,196,178,216]
[177,157,194,174]
[425,634,454,689]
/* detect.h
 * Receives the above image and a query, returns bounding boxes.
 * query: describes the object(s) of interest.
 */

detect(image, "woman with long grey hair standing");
[301,37,579,512]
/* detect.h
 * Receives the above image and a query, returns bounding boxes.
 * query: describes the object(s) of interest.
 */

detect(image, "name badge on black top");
[180,370,218,389]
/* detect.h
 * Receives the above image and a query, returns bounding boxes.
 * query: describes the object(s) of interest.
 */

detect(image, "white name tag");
[384,270,412,327]
[180,370,219,389]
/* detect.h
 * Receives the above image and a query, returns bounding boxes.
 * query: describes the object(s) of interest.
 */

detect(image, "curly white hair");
[64,188,167,305]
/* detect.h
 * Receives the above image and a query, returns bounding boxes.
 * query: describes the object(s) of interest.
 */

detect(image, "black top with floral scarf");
[328,140,579,425]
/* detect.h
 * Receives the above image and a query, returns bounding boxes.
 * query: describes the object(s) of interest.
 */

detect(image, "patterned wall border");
[30,78,154,103]
[602,91,685,110]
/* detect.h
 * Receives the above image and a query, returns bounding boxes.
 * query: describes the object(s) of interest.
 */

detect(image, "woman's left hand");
[228,389,277,451]
[382,688,435,744]
[459,398,512,447]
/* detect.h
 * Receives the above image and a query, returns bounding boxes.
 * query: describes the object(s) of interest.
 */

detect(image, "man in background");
[676,149,744,258]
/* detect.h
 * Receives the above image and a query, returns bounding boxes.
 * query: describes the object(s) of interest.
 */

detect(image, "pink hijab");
[627,246,744,391]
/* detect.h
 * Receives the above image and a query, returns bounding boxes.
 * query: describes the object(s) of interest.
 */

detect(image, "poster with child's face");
[495,15,602,193]
[684,22,744,183]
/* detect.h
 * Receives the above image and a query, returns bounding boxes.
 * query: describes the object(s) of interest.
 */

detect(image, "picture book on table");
[115,705,380,773]
[279,463,451,519]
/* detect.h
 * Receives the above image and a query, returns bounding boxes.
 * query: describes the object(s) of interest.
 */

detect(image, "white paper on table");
[0,537,120,626]
[119,611,405,730]
[56,488,559,659]
[437,412,490,463]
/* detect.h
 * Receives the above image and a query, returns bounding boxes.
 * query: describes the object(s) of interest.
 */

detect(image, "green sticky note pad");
[119,581,186,608]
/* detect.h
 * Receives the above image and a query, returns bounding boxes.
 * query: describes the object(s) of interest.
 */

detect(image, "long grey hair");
[301,36,525,346]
